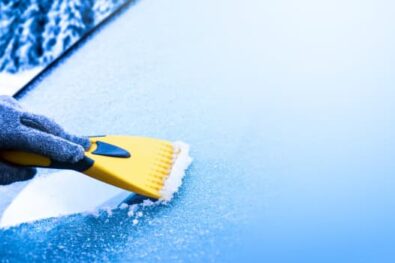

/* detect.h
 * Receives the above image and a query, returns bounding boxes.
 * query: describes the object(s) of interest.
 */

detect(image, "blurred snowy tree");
[0,0,128,73]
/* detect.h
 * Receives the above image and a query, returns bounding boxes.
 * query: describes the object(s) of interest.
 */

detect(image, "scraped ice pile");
[0,142,192,228]
[160,142,192,201]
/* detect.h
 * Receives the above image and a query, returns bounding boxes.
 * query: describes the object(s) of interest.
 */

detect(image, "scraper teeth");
[160,155,173,162]
[162,142,174,149]
[148,178,164,185]
[157,157,173,165]
[155,167,169,175]
[157,157,172,165]
[153,173,166,180]
[156,159,172,167]
[152,173,166,179]
[160,147,174,155]
[157,165,169,172]
[146,184,161,192]
[140,143,180,196]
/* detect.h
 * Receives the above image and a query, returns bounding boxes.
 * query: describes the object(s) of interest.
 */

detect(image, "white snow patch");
[0,171,124,228]
[0,67,43,96]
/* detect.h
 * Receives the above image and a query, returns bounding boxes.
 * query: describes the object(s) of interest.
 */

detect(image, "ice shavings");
[104,207,113,217]
[106,141,192,225]
[160,141,192,202]
[122,141,193,226]
[142,199,155,207]
[127,204,138,217]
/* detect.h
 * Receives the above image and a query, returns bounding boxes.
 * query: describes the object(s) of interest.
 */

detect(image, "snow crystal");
[141,199,155,207]
[119,203,129,209]
[127,210,134,217]
[104,207,113,217]
[127,204,138,218]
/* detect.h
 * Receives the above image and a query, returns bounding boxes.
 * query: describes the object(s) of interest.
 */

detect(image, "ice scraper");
[0,136,191,200]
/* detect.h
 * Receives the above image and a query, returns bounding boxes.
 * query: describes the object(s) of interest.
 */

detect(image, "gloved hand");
[0,96,90,185]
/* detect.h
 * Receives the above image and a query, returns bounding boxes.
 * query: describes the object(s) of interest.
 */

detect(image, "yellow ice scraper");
[0,136,186,199]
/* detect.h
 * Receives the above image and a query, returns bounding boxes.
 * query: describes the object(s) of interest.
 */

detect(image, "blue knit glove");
[0,96,90,185]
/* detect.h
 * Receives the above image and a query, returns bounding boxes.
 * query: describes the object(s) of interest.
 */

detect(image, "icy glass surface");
[1,0,395,261]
